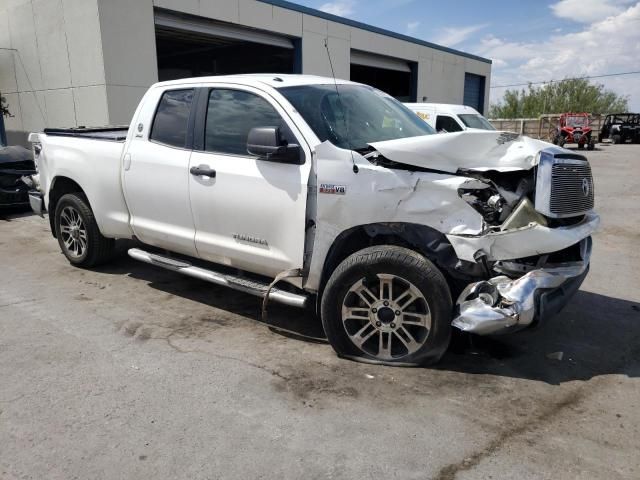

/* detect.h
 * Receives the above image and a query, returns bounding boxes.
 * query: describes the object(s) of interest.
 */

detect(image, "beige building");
[0,0,492,145]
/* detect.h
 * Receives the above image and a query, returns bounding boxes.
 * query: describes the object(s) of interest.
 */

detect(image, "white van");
[404,103,495,133]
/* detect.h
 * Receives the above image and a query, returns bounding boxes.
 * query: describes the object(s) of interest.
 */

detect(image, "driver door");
[188,86,311,278]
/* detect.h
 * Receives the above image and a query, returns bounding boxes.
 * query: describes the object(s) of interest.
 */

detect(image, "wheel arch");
[48,176,87,238]
[317,222,483,312]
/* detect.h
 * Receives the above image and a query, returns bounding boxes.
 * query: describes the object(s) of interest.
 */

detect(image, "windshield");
[278,84,435,150]
[567,116,588,127]
[458,113,495,130]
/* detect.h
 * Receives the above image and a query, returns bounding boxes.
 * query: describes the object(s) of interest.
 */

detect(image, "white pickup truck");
[28,74,599,366]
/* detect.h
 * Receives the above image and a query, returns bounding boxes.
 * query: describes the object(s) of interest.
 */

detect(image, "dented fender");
[305,141,485,291]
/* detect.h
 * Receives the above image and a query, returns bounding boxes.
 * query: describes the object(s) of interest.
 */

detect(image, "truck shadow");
[98,254,639,385]
[97,250,327,342]
[438,290,640,384]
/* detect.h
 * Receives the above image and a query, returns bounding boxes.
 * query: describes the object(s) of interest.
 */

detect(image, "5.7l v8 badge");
[319,183,346,195]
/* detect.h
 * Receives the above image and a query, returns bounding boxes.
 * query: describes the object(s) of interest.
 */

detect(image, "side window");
[205,89,294,156]
[150,89,194,148]
[436,115,463,133]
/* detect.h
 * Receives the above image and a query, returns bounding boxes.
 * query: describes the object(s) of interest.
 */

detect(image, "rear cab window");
[150,89,194,148]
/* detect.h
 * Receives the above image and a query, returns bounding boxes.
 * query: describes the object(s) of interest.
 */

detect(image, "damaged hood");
[369,131,555,174]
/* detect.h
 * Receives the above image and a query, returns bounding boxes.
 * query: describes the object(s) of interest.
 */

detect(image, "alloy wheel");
[59,206,88,258]
[341,273,432,360]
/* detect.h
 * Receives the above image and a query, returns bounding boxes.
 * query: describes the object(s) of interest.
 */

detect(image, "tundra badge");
[233,233,268,246]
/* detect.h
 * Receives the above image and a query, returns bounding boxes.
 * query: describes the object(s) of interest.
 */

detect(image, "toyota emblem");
[582,178,590,197]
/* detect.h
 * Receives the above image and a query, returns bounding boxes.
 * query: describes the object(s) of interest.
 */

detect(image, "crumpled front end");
[453,237,592,335]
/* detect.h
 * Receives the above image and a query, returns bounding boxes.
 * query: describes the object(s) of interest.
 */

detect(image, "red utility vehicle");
[551,113,595,150]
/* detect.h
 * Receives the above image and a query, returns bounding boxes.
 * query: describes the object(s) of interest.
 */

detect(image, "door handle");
[190,165,216,178]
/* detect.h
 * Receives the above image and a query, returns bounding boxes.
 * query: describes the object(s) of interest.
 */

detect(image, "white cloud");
[550,0,632,23]
[319,1,355,17]
[407,21,420,35]
[433,24,488,47]
[477,2,640,110]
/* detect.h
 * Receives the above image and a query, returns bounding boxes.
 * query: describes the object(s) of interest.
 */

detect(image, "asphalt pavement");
[1,144,639,479]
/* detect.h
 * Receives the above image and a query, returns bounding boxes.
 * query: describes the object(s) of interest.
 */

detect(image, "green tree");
[489,78,629,118]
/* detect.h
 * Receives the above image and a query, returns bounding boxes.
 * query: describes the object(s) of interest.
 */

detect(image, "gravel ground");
[1,144,639,480]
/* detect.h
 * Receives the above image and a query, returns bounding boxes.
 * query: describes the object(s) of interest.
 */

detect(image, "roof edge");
[256,0,492,65]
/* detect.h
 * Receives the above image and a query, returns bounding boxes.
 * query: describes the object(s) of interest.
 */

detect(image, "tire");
[558,137,566,148]
[587,141,595,151]
[612,134,622,145]
[321,246,453,366]
[54,193,115,267]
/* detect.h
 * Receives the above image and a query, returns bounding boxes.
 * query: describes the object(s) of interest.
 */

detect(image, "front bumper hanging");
[28,190,45,217]
[452,237,592,335]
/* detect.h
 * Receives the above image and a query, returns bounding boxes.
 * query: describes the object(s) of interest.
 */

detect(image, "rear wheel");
[54,193,115,267]
[612,134,622,144]
[321,246,452,366]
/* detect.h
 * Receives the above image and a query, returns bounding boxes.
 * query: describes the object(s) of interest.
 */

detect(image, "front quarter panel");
[305,141,484,291]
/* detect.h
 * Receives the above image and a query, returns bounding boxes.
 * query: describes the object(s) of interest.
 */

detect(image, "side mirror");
[247,126,302,164]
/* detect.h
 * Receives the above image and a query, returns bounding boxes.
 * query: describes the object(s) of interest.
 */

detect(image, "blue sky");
[293,0,640,110]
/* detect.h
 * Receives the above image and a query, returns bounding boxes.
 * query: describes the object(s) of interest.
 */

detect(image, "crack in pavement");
[433,339,640,480]
[433,388,585,480]
[0,298,39,308]
[164,330,289,380]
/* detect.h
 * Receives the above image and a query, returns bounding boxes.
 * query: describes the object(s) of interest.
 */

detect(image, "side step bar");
[127,248,309,309]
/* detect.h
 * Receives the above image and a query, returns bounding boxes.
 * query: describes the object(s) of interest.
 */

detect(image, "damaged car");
[28,75,598,366]
[0,145,37,209]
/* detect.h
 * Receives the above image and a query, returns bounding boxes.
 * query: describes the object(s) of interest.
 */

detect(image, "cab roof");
[152,74,359,90]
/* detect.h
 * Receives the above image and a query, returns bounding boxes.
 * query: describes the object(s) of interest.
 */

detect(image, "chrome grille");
[535,150,595,218]
[549,162,594,215]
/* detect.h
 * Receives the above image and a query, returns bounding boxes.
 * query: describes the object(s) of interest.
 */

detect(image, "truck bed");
[33,128,133,239]
[43,126,129,142]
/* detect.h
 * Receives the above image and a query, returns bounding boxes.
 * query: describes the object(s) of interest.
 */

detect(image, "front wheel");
[54,193,115,267]
[321,246,452,366]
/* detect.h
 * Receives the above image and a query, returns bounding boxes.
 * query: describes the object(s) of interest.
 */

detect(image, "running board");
[127,248,308,309]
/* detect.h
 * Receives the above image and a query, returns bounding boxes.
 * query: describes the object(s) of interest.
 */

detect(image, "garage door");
[463,73,486,113]
[154,11,298,81]
[350,50,416,102]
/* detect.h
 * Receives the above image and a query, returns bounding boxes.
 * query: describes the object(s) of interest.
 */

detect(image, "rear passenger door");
[188,85,311,278]
[122,88,198,256]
